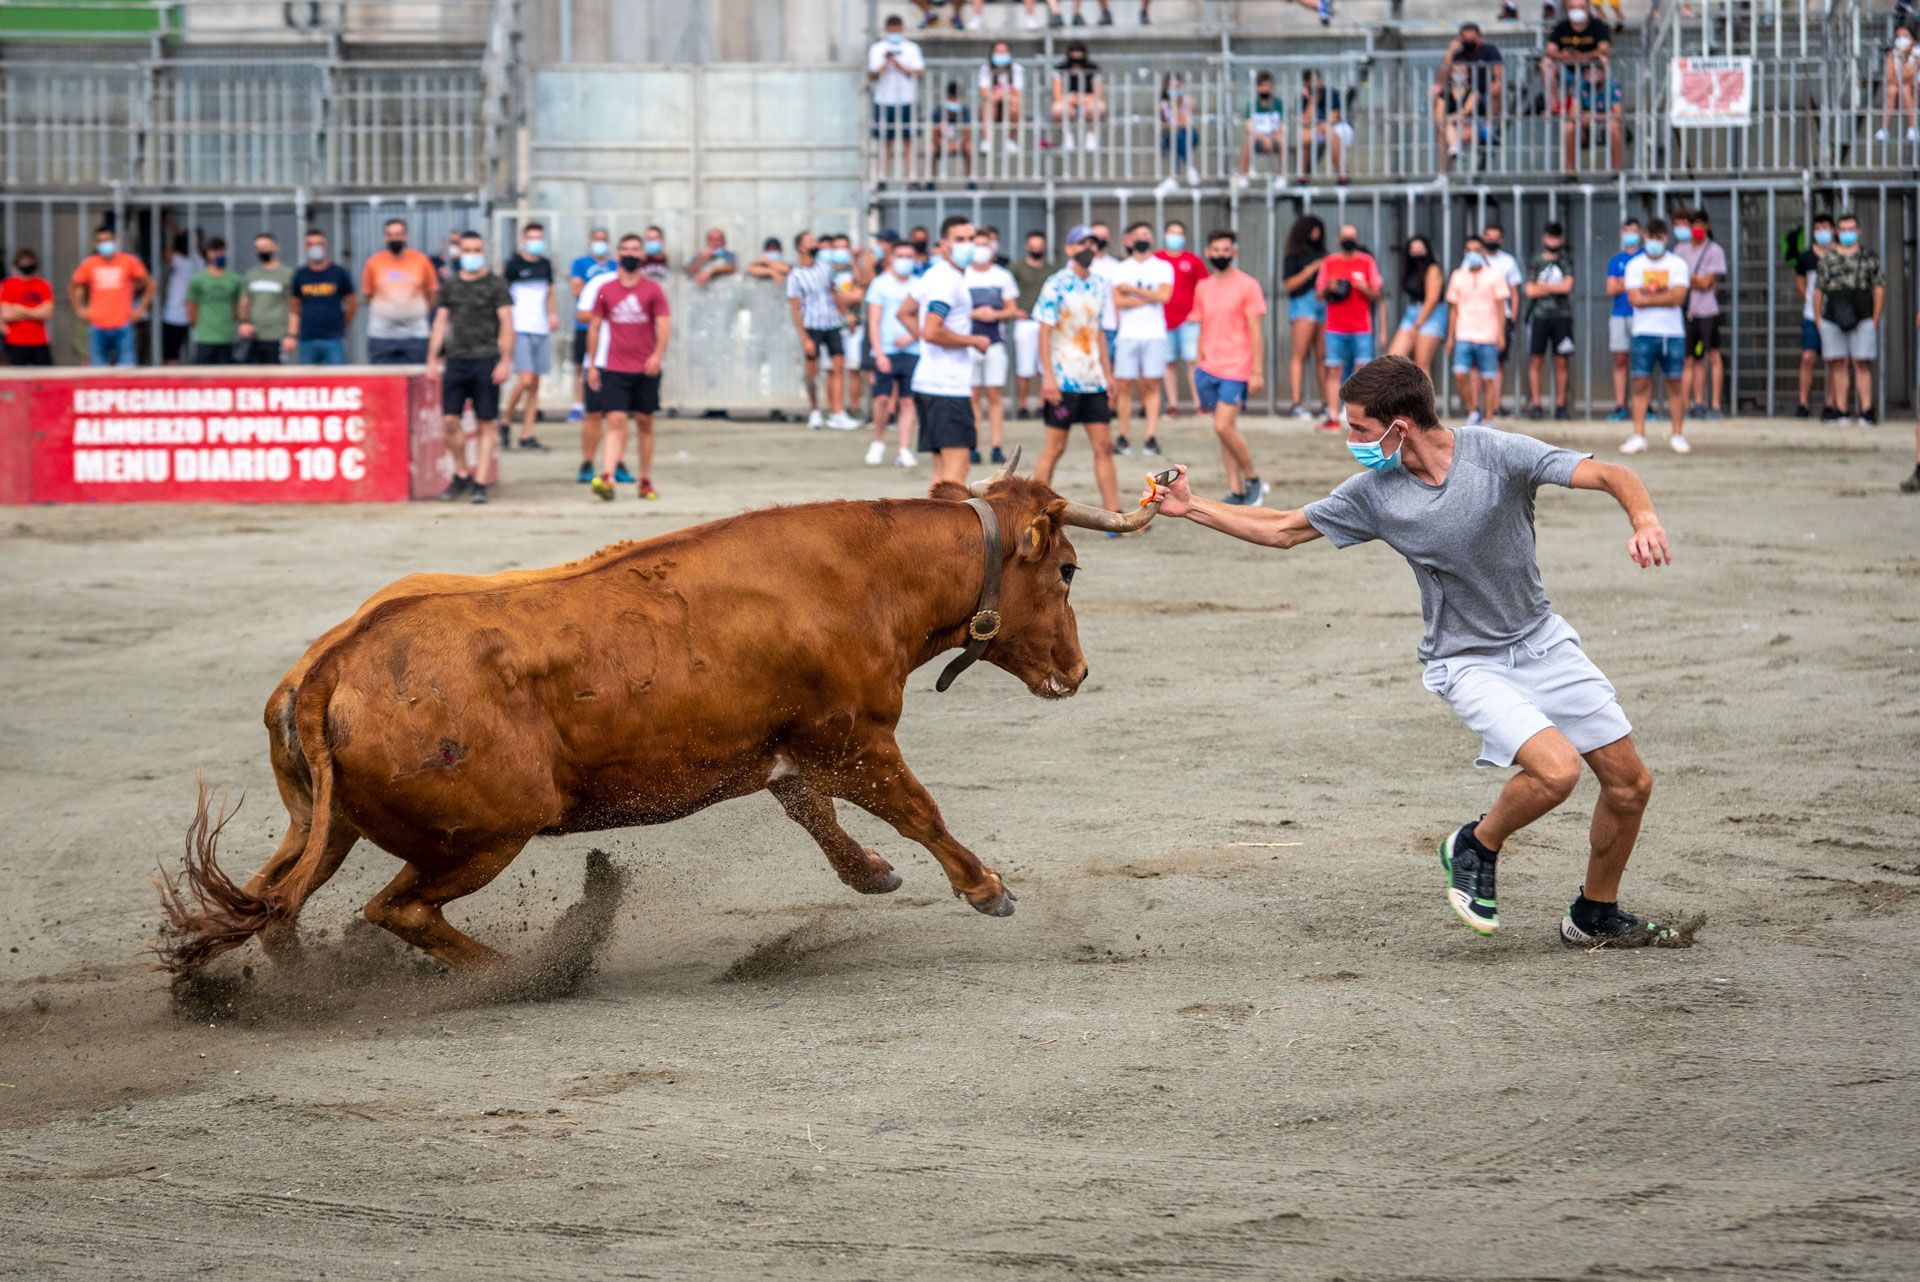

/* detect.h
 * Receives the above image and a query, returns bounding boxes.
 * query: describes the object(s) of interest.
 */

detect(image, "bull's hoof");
[969,890,1016,918]
[855,868,904,895]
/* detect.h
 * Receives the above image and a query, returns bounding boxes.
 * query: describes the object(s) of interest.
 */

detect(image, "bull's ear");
[928,480,970,501]
[1020,498,1068,562]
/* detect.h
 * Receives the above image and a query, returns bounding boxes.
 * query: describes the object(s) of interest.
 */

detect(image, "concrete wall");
[521,0,869,66]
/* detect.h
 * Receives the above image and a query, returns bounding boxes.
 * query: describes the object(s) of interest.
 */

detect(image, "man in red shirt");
[1,248,56,365]
[1157,219,1207,416]
[1313,223,1382,430]
[586,233,674,501]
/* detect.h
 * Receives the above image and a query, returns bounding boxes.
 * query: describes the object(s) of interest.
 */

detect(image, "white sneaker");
[808,409,825,430]
[827,411,861,430]
[1620,433,1648,455]
[1083,129,1099,152]
[895,448,917,467]
[1061,132,1076,153]
[979,135,991,154]
[1668,433,1691,454]
[1230,173,1249,190]
[1005,137,1020,156]
[1023,9,1041,27]
[1875,127,1889,142]
[1909,127,1919,143]
[1155,176,1180,195]
[1465,410,1484,426]
[1186,164,1199,186]
[1270,174,1290,192]
[864,439,887,465]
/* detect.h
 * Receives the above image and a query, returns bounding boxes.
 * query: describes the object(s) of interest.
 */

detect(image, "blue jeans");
[368,336,428,365]
[1324,329,1374,377]
[297,337,348,365]
[1629,334,1685,381]
[1452,339,1501,377]
[1195,368,1248,410]
[1161,126,1197,167]
[89,325,136,368]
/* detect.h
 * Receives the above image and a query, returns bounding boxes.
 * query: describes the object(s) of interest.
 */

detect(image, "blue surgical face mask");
[97,240,117,258]
[590,238,610,256]
[210,254,227,268]
[950,241,977,268]
[991,51,1011,67]
[1837,229,1859,246]
[1673,225,1693,243]
[1812,228,1833,246]
[643,238,663,255]
[1462,250,1485,270]
[525,238,547,256]
[1348,423,1404,473]
[460,252,486,272]
[1644,240,1667,257]
[1621,231,1642,250]
[1165,233,1186,253]
[887,30,903,44]
[890,256,913,278]
[832,247,852,265]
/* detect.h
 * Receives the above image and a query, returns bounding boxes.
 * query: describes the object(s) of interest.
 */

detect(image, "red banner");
[1,369,420,504]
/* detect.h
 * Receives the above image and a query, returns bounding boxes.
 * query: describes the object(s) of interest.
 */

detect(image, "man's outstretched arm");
[1145,465,1324,550]
[1569,459,1671,568]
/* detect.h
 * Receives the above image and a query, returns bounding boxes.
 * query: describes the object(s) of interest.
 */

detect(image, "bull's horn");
[967,443,1023,495]
[1057,496,1157,534]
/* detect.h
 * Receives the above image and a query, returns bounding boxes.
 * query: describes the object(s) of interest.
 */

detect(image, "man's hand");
[426,357,443,380]
[280,335,297,352]
[1626,522,1671,568]
[587,366,602,391]
[1144,463,1194,518]
[876,353,892,375]
[803,335,818,359]
[1041,375,1061,404]
[642,354,662,376]
[972,334,991,352]
[238,322,256,339]
[1249,371,1266,398]
[492,358,511,385]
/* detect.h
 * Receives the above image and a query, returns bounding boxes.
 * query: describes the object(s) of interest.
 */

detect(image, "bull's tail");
[155,676,345,974]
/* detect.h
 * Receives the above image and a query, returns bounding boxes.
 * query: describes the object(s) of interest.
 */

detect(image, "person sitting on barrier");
[1,249,55,367]
[1541,4,1610,116]
[1298,68,1353,186]
[1566,59,1624,172]
[978,41,1024,160]
[1158,72,1200,191]
[1876,24,1919,144]
[1234,71,1286,189]
[71,226,152,369]
[685,228,737,287]
[185,238,244,366]
[1437,63,1479,172]
[1050,41,1105,154]
[932,81,977,188]
[747,236,792,285]
[1435,23,1502,168]
[427,230,514,505]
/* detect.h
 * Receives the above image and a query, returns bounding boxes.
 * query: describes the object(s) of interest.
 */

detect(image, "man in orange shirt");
[360,218,438,363]
[69,226,153,367]
[1191,228,1269,506]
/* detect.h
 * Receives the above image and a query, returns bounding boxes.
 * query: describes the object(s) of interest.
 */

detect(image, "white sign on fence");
[1669,56,1754,128]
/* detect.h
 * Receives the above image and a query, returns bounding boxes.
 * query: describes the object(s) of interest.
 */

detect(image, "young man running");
[1144,355,1672,946]
[586,233,672,500]
[1032,224,1122,517]
[1190,228,1268,506]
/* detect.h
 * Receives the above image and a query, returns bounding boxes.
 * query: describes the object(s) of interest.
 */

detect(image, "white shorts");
[971,340,1010,388]
[1170,319,1200,363]
[847,327,865,368]
[1420,616,1632,768]
[1012,318,1041,379]
[1113,334,1170,380]
[1608,315,1632,354]
[1818,317,1876,361]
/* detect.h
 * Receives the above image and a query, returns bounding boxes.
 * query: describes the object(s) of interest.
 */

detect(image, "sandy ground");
[2,409,1918,1281]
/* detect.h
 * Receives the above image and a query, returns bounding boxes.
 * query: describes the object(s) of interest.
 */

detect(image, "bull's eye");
[1060,563,1078,585]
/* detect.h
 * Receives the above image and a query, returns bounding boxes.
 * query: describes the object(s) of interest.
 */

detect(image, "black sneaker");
[990,445,1006,464]
[518,435,551,452]
[1560,897,1660,948]
[468,483,489,505]
[970,448,983,464]
[1526,402,1546,421]
[1438,823,1499,935]
[1794,403,1811,418]
[498,423,511,448]
[1014,406,1031,421]
[1097,5,1113,23]
[1113,433,1132,456]
[437,475,471,502]
[1900,466,1920,494]
[1820,405,1843,423]
[1554,405,1572,421]
[1859,405,1878,426]
[1143,436,1163,456]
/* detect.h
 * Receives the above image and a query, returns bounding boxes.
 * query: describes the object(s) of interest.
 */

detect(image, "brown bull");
[158,455,1157,973]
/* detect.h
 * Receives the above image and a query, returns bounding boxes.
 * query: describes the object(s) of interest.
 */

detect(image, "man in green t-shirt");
[185,238,245,365]
[1522,221,1576,420]
[1008,229,1053,420]
[426,229,515,504]
[238,232,295,364]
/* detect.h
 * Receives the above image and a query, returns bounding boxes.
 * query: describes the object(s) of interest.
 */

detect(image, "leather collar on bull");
[934,497,1004,692]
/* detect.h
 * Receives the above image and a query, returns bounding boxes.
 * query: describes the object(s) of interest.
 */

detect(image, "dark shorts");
[242,338,282,364]
[1044,391,1114,429]
[1685,314,1721,356]
[1527,315,1574,357]
[872,102,915,141]
[162,321,190,362]
[874,352,918,397]
[914,393,977,453]
[599,369,661,416]
[3,342,53,366]
[807,327,845,360]
[369,336,429,365]
[194,341,236,365]
[571,329,589,366]
[1800,318,1822,353]
[442,355,502,419]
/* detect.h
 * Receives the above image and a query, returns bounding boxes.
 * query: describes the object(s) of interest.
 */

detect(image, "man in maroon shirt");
[586,233,673,501]
[1157,218,1206,416]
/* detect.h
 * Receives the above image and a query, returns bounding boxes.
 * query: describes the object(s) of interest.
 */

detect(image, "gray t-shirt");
[1303,426,1587,662]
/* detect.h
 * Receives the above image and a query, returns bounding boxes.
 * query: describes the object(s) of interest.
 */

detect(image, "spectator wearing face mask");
[747,237,792,285]
[1620,219,1690,455]
[1050,42,1105,154]
[1387,235,1447,381]
[637,227,671,281]
[1446,236,1511,427]
[161,226,203,365]
[1437,60,1480,173]
[1810,213,1886,427]
[292,230,357,366]
[1480,222,1524,417]
[71,226,152,368]
[1192,229,1270,507]
[865,242,921,469]
[1314,225,1382,431]
[185,238,243,365]
[1297,69,1352,186]
[1109,222,1174,457]
[568,228,617,428]
[1009,231,1052,421]
[362,219,437,364]
[1542,5,1611,116]
[1281,216,1328,419]
[932,81,976,188]
[1567,60,1624,173]
[684,229,737,287]
[978,42,1024,161]
[909,227,932,273]
[1235,72,1287,189]
[1522,224,1576,421]
[787,230,858,431]
[585,233,672,501]
[1,249,56,366]
[1158,73,1200,190]
[966,229,1020,465]
[1792,214,1834,418]
[869,16,924,190]
[1876,25,1918,144]
[503,221,559,453]
[1086,222,1123,359]
[238,233,294,364]
[827,234,871,423]
[1158,220,1206,417]
[1675,211,1727,420]
[1435,23,1502,169]
[1604,219,1642,421]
